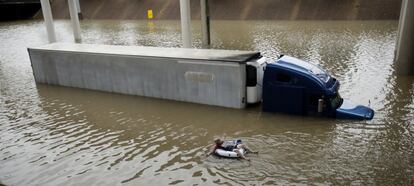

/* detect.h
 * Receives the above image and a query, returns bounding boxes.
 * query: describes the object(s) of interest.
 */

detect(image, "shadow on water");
[35,84,337,137]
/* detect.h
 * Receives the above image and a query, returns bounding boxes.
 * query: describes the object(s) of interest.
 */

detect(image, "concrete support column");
[395,0,414,75]
[200,0,211,48]
[75,0,83,20]
[68,0,82,42]
[180,0,192,48]
[40,0,56,43]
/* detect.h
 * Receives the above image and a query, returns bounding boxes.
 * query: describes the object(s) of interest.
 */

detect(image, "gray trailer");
[28,43,266,109]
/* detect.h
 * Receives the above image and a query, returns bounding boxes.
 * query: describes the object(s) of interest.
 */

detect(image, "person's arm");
[206,145,216,157]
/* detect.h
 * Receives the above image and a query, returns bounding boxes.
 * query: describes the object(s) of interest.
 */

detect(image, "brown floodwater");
[0,20,413,185]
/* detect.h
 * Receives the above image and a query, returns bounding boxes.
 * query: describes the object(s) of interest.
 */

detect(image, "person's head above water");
[214,138,223,145]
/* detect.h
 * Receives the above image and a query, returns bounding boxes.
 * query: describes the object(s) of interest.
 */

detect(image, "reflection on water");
[0,20,413,185]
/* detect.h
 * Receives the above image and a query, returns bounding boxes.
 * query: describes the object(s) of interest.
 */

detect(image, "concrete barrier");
[46,0,401,20]
[28,43,261,108]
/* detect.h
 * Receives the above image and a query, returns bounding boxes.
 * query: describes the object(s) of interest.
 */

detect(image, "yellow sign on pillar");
[147,9,154,19]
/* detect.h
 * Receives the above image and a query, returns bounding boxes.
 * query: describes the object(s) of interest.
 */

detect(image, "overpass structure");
[39,0,208,47]
[395,0,414,75]
[38,0,414,75]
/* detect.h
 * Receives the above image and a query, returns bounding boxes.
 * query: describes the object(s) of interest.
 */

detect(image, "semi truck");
[263,55,373,120]
[28,43,374,120]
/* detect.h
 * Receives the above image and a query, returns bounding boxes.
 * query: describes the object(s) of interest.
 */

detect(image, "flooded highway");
[0,20,413,185]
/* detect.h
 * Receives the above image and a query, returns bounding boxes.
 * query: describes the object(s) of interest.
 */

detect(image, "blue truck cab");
[262,55,374,120]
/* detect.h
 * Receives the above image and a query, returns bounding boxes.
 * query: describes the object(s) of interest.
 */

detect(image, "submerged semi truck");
[28,43,374,120]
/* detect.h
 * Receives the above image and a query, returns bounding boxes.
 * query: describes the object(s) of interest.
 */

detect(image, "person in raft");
[206,138,258,161]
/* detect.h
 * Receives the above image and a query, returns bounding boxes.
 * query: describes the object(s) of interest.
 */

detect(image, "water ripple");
[1,20,413,185]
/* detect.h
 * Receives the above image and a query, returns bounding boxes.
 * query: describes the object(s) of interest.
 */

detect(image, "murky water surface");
[0,20,413,185]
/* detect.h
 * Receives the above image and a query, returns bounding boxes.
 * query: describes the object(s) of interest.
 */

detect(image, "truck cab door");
[262,67,306,115]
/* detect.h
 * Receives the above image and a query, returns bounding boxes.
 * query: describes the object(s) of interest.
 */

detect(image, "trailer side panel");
[28,46,247,109]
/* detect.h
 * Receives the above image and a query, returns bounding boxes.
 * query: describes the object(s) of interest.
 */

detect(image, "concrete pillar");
[180,0,192,48]
[395,0,414,75]
[75,0,83,20]
[68,0,82,42]
[200,0,211,48]
[40,0,56,43]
